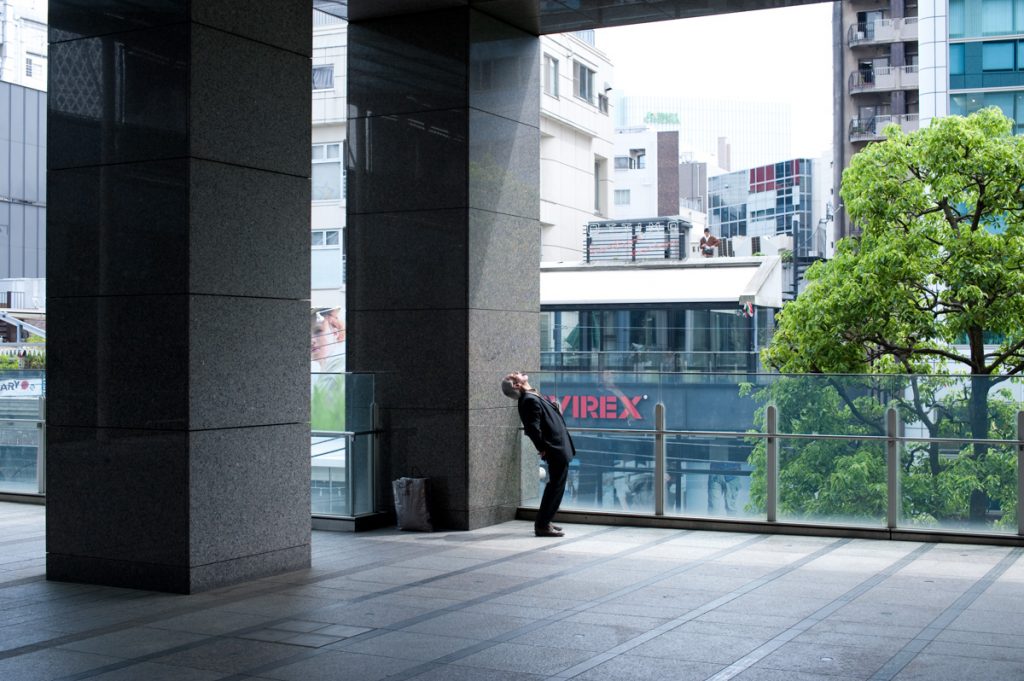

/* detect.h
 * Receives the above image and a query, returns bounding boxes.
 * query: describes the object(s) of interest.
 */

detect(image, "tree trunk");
[968,374,991,524]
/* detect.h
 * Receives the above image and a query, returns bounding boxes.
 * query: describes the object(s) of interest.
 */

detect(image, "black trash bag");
[392,477,433,531]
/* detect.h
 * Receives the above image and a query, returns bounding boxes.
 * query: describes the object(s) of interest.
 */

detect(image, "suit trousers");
[536,453,569,529]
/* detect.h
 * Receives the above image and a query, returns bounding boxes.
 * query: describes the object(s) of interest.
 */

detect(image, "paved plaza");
[1,502,1023,680]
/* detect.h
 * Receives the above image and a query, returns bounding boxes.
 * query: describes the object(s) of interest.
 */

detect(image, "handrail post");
[887,407,899,530]
[37,395,45,495]
[655,402,665,516]
[766,404,777,523]
[1018,411,1024,536]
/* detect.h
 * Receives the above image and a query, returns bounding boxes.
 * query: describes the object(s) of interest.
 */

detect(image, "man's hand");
[538,450,547,460]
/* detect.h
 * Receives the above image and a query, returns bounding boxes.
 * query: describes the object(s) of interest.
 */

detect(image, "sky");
[595,3,835,161]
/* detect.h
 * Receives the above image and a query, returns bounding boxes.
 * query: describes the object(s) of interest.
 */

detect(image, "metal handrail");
[528,401,1024,538]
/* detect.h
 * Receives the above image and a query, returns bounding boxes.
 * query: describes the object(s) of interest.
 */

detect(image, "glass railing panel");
[345,372,376,433]
[311,372,346,432]
[0,418,43,494]
[310,372,377,518]
[768,374,890,437]
[311,431,350,516]
[522,430,657,515]
[350,432,376,516]
[776,436,887,527]
[0,371,45,495]
[665,434,761,520]
[899,437,1018,535]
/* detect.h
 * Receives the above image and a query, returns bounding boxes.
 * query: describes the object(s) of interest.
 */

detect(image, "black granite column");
[45,1,312,592]
[347,8,540,529]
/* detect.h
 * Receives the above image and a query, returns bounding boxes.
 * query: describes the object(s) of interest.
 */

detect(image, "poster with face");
[311,307,346,431]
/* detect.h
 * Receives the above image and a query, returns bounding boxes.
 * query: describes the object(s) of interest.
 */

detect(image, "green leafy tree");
[757,108,1024,526]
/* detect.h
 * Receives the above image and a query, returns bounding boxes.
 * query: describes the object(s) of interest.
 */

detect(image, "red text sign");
[548,393,645,420]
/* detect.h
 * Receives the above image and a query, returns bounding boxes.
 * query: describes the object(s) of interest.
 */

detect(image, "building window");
[950,0,1024,37]
[598,93,609,114]
[983,41,1015,70]
[573,60,594,104]
[983,0,1013,35]
[594,157,607,215]
[614,189,631,205]
[312,65,334,90]
[312,229,345,287]
[312,143,342,201]
[950,44,965,75]
[543,54,559,97]
[25,58,32,77]
[630,148,646,170]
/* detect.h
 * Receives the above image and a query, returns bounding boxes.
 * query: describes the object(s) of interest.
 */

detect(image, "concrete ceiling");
[323,0,829,35]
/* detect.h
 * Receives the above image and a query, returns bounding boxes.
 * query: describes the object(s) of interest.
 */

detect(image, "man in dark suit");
[502,371,576,537]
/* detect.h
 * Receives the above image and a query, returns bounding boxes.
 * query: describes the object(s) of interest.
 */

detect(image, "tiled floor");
[2,501,1023,680]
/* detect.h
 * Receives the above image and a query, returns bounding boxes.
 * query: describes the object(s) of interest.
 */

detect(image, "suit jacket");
[518,391,576,464]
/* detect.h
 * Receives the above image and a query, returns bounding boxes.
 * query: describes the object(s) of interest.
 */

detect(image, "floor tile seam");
[48,614,381,681]
[0,574,46,589]
[0,537,45,548]
[866,546,1024,681]
[546,538,856,680]
[306,526,622,595]
[0,541,481,662]
[258,532,774,675]
[322,529,697,648]
[697,542,935,681]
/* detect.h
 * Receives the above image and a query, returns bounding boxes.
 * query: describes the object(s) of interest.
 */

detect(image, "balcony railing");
[849,17,918,46]
[522,371,1024,543]
[541,350,757,373]
[849,65,919,94]
[849,113,919,142]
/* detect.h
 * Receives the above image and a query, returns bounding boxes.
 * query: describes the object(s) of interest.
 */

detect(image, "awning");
[540,257,783,308]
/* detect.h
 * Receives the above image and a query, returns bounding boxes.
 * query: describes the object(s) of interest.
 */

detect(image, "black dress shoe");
[535,525,564,537]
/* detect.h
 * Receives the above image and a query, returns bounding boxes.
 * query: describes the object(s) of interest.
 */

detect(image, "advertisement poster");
[311,307,345,431]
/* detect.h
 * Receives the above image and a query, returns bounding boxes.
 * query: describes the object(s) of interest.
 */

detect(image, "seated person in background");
[700,228,720,257]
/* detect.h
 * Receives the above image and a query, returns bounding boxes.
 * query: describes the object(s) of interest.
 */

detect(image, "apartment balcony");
[849,65,919,94]
[848,16,918,47]
[849,113,919,142]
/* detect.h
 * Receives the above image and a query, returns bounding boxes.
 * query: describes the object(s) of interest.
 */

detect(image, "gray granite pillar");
[45,0,312,593]
[347,8,540,529]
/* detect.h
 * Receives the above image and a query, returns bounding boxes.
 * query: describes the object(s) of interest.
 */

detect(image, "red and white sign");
[548,393,647,420]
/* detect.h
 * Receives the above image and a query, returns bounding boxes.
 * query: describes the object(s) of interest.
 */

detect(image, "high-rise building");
[928,0,1024,128]
[0,0,46,283]
[614,94,791,170]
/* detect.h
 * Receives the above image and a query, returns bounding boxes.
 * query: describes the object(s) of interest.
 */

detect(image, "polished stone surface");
[48,160,309,299]
[45,423,310,593]
[347,108,470,214]
[347,9,470,118]
[47,0,312,591]
[468,111,540,217]
[49,27,189,169]
[345,210,470,312]
[46,296,308,431]
[348,7,541,530]
[5,503,1024,680]
[189,25,311,177]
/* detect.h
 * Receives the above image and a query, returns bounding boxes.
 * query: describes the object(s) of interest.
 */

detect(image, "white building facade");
[310,9,347,312]
[0,0,46,91]
[539,30,615,263]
